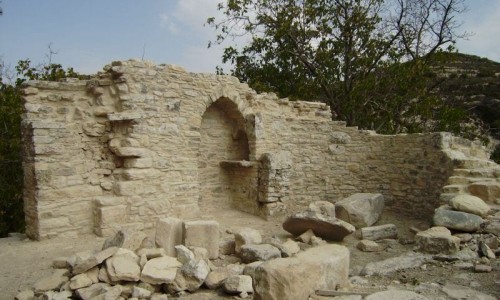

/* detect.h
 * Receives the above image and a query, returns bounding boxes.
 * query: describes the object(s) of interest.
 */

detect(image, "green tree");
[0,59,87,237]
[208,0,476,135]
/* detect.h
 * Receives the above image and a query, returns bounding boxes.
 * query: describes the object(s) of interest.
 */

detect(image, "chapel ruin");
[21,59,498,240]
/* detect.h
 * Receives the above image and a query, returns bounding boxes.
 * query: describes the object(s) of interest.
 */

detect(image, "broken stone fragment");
[131,286,152,298]
[74,282,111,300]
[140,256,182,284]
[33,269,69,293]
[73,247,118,274]
[102,230,148,252]
[270,238,300,257]
[69,273,93,290]
[433,207,484,232]
[360,224,397,241]
[449,194,490,217]
[239,244,281,263]
[175,245,195,264]
[479,241,496,259]
[357,240,385,252]
[234,227,262,254]
[415,226,460,254]
[253,244,349,300]
[223,275,254,295]
[335,193,384,228]
[105,255,141,282]
[282,209,355,241]
[179,258,211,291]
[155,217,183,257]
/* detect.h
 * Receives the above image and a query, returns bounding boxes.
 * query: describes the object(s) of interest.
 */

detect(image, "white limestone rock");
[239,244,281,263]
[175,245,195,264]
[416,226,460,254]
[223,275,254,295]
[131,286,152,298]
[105,255,141,282]
[450,194,490,217]
[69,273,93,290]
[140,256,182,284]
[335,193,384,228]
[73,247,118,274]
[179,259,211,291]
[235,227,262,254]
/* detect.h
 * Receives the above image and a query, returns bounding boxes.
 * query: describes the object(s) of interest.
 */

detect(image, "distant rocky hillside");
[429,53,500,141]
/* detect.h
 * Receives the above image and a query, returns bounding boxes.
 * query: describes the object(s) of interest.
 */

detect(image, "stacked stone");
[16,217,350,300]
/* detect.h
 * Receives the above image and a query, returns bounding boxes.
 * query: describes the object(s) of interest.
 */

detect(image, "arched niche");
[197,97,258,214]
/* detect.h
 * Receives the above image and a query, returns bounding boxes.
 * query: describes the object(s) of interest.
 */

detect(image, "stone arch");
[197,96,258,214]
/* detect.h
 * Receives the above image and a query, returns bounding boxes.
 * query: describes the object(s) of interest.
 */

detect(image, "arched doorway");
[197,98,258,213]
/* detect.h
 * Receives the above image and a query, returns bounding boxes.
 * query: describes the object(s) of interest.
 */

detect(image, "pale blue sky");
[1,0,499,75]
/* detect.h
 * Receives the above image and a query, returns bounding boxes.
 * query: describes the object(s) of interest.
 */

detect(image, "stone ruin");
[21,59,500,240]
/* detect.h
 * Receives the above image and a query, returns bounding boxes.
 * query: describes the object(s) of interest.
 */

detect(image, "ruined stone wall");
[22,59,489,239]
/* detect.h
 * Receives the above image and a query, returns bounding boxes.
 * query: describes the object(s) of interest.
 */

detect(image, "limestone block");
[140,256,182,284]
[69,273,93,290]
[155,217,183,256]
[96,205,127,230]
[73,247,118,274]
[102,230,148,251]
[361,224,398,241]
[253,244,349,300]
[433,207,484,232]
[105,255,141,282]
[283,210,355,241]
[235,227,262,253]
[184,220,220,259]
[468,181,500,204]
[223,275,254,295]
[450,194,490,217]
[416,226,460,254]
[335,193,384,228]
[123,157,153,169]
[239,244,281,263]
[356,240,385,252]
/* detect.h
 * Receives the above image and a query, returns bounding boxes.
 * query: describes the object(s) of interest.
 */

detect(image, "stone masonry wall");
[21,59,490,239]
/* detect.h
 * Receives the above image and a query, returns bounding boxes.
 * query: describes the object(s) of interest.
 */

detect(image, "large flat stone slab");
[335,193,384,228]
[282,210,355,241]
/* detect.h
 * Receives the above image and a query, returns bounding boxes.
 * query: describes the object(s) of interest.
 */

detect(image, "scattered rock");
[433,207,484,232]
[450,194,490,217]
[335,193,384,228]
[479,241,496,259]
[239,244,281,263]
[274,239,300,257]
[442,283,496,300]
[308,200,336,217]
[102,230,148,252]
[365,290,430,300]
[234,228,262,254]
[253,244,349,300]
[73,247,118,274]
[74,282,111,300]
[361,252,431,276]
[356,240,385,252]
[69,273,93,290]
[140,256,182,284]
[361,224,397,241]
[222,275,254,295]
[474,264,492,273]
[132,286,152,298]
[179,259,210,291]
[105,254,141,282]
[175,245,195,264]
[282,210,355,241]
[416,226,460,254]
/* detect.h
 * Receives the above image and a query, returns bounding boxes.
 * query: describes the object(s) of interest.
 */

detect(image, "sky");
[1,0,499,76]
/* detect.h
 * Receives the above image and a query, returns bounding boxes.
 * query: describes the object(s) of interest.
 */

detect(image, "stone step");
[467,181,500,205]
[448,176,496,185]
[457,159,498,169]
[442,184,466,194]
[453,168,500,179]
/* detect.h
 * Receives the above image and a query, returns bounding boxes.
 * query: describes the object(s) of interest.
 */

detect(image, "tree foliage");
[207,0,480,136]
[0,59,87,237]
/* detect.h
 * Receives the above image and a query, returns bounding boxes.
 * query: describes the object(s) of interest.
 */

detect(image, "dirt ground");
[0,208,498,299]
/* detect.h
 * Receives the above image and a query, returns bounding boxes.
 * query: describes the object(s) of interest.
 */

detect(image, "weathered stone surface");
[468,181,500,204]
[105,255,141,282]
[308,201,336,217]
[365,290,430,300]
[155,217,183,257]
[243,261,264,278]
[361,251,431,276]
[184,220,219,259]
[175,245,195,264]
[335,193,384,228]
[15,290,34,300]
[283,210,355,241]
[234,227,262,253]
[33,270,69,293]
[416,226,460,254]
[450,194,490,217]
[356,240,385,252]
[223,275,254,295]
[239,244,281,263]
[72,247,118,274]
[180,259,211,291]
[140,256,182,284]
[270,238,300,257]
[433,207,484,232]
[102,229,147,251]
[132,286,152,298]
[442,283,496,300]
[74,282,111,300]
[253,244,349,300]
[69,273,93,290]
[361,224,397,240]
[205,268,232,290]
